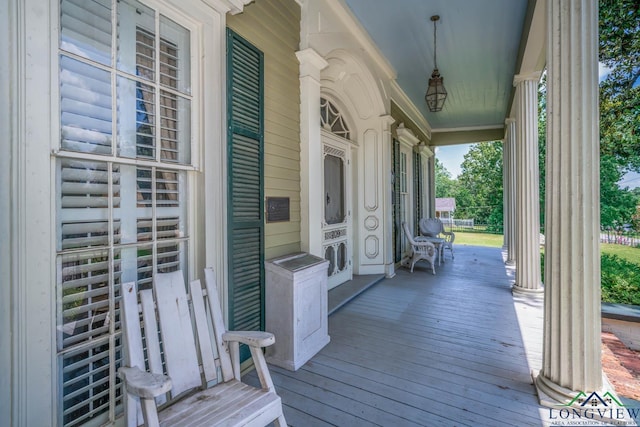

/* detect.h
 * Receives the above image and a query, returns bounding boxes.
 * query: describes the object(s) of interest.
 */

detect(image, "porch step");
[328,274,385,316]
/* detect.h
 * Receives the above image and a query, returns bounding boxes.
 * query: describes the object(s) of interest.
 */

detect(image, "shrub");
[542,251,640,305]
[601,254,640,305]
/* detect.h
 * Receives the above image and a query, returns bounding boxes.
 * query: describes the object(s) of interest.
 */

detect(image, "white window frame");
[52,1,205,425]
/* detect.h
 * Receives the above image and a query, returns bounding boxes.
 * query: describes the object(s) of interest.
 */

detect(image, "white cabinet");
[265,253,330,371]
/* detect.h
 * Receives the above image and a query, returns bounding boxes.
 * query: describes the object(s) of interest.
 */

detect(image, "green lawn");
[601,243,640,265]
[453,231,504,248]
[454,231,640,266]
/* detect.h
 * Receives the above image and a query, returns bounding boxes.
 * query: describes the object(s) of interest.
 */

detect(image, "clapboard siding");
[228,0,301,259]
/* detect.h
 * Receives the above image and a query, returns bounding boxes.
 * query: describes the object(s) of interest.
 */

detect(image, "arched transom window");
[320,97,350,140]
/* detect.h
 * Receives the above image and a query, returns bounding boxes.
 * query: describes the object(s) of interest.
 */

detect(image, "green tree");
[434,158,457,198]
[599,0,640,171]
[456,141,503,229]
[598,0,640,226]
[600,155,639,227]
[538,75,547,228]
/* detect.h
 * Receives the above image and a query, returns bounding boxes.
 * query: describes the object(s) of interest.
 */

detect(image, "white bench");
[119,268,287,427]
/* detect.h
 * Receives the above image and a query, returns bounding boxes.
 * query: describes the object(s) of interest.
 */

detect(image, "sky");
[434,62,639,189]
[436,145,639,189]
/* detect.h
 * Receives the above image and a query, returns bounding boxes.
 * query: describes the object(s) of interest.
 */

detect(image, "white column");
[297,48,328,257]
[502,137,508,249]
[382,115,397,278]
[427,152,436,218]
[512,72,543,294]
[535,0,601,404]
[505,119,516,265]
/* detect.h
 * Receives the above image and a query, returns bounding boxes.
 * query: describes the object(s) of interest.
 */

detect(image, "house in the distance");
[435,198,456,225]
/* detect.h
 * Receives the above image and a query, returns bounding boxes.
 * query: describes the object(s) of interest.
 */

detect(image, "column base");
[534,371,583,407]
[384,263,396,279]
[505,259,516,266]
[533,371,632,424]
[511,283,544,295]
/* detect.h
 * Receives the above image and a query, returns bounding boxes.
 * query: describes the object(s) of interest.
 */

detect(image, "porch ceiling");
[343,0,536,144]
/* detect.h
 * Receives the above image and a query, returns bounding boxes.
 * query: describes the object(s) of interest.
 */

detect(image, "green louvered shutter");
[226,29,264,362]
[413,152,423,233]
[392,138,401,263]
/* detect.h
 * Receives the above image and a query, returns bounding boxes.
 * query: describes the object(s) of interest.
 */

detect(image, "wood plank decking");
[247,245,547,426]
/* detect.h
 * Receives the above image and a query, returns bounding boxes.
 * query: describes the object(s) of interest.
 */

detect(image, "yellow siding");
[228,0,301,259]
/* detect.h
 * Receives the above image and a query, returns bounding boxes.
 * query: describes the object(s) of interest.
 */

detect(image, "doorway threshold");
[328,274,385,316]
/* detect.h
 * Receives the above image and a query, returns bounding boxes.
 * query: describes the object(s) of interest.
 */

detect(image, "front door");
[322,131,352,289]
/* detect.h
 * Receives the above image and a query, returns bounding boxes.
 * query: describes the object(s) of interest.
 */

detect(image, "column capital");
[505,118,516,126]
[296,48,329,80]
[513,71,542,86]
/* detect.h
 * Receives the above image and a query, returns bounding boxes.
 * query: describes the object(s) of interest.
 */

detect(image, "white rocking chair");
[402,221,437,274]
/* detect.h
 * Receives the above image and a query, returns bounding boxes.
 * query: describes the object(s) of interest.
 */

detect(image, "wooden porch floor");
[247,245,547,426]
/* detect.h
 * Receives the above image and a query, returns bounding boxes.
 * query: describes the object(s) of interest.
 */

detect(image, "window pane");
[57,249,120,349]
[58,159,113,250]
[60,0,112,66]
[136,242,187,290]
[156,169,187,239]
[59,335,123,427]
[160,15,191,94]
[117,0,155,79]
[160,92,190,163]
[60,56,113,155]
[117,77,156,159]
[324,154,345,225]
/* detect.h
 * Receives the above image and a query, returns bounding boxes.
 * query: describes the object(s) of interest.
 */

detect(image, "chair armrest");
[118,367,172,399]
[223,331,275,348]
[442,231,455,243]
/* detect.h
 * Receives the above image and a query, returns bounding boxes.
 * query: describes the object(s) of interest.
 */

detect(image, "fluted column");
[512,73,543,293]
[504,119,516,265]
[535,0,601,404]
[428,153,436,218]
[502,136,508,249]
[297,48,328,256]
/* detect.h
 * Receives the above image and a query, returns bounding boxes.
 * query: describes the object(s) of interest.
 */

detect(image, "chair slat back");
[121,269,238,427]
[154,271,201,397]
[204,267,235,382]
[189,279,218,383]
[121,282,145,426]
[139,289,166,405]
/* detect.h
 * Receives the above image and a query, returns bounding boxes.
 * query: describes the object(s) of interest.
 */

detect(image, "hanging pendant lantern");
[425,15,447,112]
